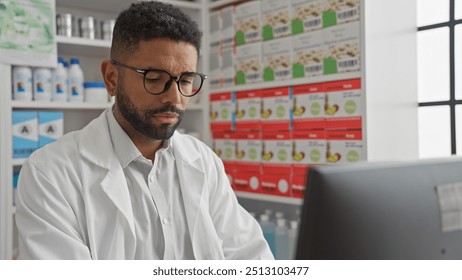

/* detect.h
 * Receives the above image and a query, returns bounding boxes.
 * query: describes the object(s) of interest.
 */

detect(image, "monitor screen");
[295,157,462,259]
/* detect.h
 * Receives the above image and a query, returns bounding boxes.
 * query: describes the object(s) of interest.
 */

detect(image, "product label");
[235,1,261,45]
[292,130,326,167]
[325,129,364,164]
[236,42,262,85]
[261,130,292,175]
[212,131,236,163]
[210,92,235,131]
[222,47,236,87]
[291,0,326,34]
[235,131,262,173]
[262,0,291,40]
[260,173,291,197]
[261,87,292,131]
[323,0,360,28]
[234,171,261,193]
[323,21,361,75]
[292,30,324,78]
[324,78,362,129]
[13,111,38,158]
[235,90,262,130]
[292,83,326,130]
[263,37,292,82]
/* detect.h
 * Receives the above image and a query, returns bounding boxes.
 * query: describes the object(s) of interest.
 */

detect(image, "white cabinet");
[0,0,209,260]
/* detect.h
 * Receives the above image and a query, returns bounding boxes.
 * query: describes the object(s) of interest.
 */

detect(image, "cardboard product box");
[292,83,326,130]
[291,173,308,198]
[324,78,362,129]
[209,10,222,53]
[210,92,235,131]
[235,42,262,85]
[260,172,292,197]
[261,0,291,40]
[222,47,236,87]
[292,130,326,172]
[222,6,236,48]
[235,0,262,45]
[323,21,361,75]
[13,110,38,158]
[234,131,262,173]
[234,170,261,194]
[291,30,324,78]
[291,0,326,35]
[235,90,262,131]
[260,87,292,131]
[323,0,360,28]
[209,50,222,90]
[261,130,292,175]
[325,129,364,164]
[38,111,64,148]
[212,130,236,167]
[263,37,292,82]
[224,162,236,190]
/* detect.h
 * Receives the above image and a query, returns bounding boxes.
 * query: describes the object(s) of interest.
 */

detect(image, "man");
[16,1,273,260]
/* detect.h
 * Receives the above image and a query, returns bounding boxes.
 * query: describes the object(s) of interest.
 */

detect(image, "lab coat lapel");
[173,133,225,259]
[78,110,136,240]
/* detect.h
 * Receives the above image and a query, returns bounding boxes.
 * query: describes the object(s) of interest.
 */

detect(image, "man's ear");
[101,59,118,97]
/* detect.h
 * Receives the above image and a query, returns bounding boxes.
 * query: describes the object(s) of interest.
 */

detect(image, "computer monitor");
[295,157,462,259]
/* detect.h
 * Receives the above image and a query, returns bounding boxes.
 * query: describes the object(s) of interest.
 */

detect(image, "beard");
[115,80,184,140]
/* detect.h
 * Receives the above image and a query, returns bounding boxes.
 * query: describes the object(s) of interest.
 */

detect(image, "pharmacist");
[16,1,273,260]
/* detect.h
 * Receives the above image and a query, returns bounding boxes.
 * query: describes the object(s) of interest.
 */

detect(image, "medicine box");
[324,78,362,129]
[263,37,292,82]
[291,30,324,78]
[221,6,235,48]
[38,111,64,148]
[222,47,236,87]
[234,171,261,194]
[212,131,236,165]
[235,90,262,131]
[13,111,38,158]
[209,50,222,90]
[292,83,326,130]
[323,21,361,75]
[234,131,262,173]
[291,173,307,198]
[261,0,291,40]
[325,129,364,164]
[235,0,262,45]
[209,10,222,53]
[235,42,262,85]
[323,0,360,28]
[292,130,326,171]
[210,92,235,131]
[291,0,326,35]
[260,172,292,197]
[260,87,292,131]
[261,130,292,175]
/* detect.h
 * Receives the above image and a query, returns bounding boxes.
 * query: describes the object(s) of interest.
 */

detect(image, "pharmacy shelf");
[211,72,362,93]
[57,35,111,57]
[12,159,26,166]
[57,0,202,13]
[209,0,246,10]
[235,191,303,206]
[12,101,113,110]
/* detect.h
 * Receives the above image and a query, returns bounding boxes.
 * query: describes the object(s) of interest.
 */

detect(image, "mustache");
[147,104,185,117]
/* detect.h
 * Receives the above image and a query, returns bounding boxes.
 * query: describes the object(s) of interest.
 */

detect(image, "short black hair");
[111,1,202,60]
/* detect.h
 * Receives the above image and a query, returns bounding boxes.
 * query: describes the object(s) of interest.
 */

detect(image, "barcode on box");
[338,9,358,20]
[304,19,322,29]
[338,59,359,70]
[305,65,323,73]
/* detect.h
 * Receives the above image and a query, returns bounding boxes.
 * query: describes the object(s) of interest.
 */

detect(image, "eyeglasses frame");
[111,60,207,97]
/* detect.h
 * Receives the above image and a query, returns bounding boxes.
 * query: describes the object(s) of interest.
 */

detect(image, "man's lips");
[153,113,179,124]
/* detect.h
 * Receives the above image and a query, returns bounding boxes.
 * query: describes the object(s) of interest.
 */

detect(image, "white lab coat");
[16,109,273,260]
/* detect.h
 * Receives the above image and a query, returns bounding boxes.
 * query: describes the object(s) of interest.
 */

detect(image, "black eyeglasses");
[111,60,207,97]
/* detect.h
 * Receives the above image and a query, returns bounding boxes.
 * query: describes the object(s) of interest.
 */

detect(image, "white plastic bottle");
[33,67,52,101]
[260,214,276,256]
[12,66,33,101]
[287,220,299,260]
[68,58,84,102]
[52,57,68,102]
[275,218,289,260]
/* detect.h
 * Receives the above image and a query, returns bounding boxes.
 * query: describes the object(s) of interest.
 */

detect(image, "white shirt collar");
[106,109,172,168]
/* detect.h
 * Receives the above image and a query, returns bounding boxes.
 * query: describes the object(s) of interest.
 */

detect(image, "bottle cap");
[71,58,80,64]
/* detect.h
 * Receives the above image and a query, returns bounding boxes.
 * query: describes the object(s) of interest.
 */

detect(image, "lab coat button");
[149,176,154,183]
[162,218,168,224]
